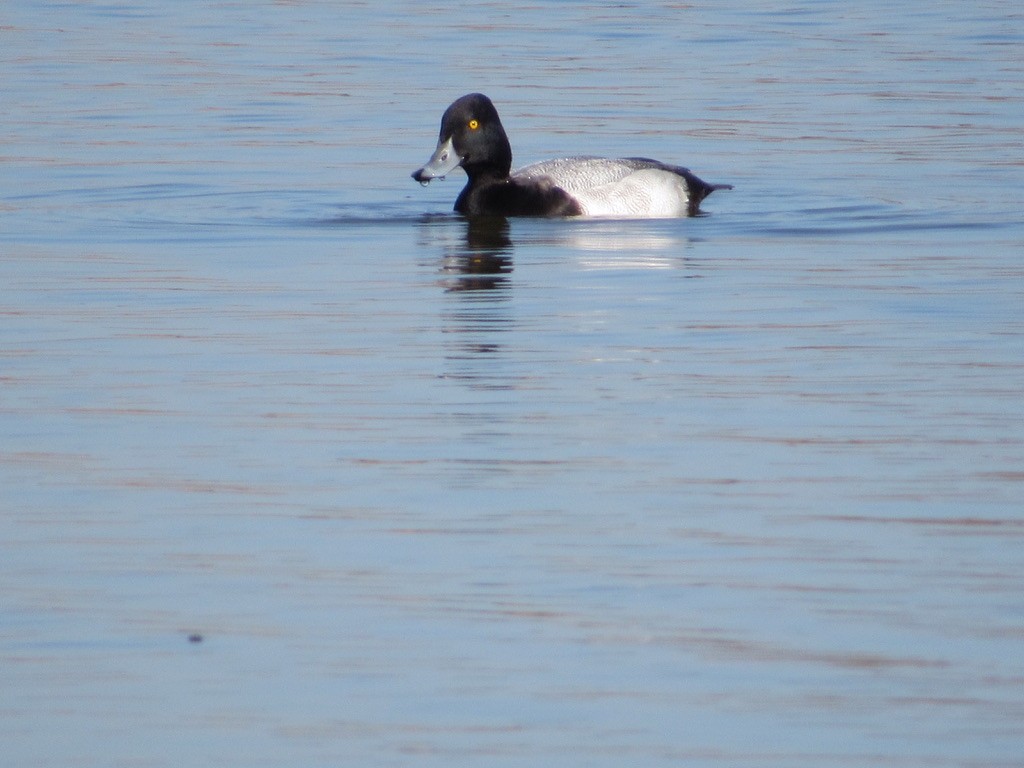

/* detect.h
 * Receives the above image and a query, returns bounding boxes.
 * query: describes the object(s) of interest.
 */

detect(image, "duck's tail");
[684,172,732,215]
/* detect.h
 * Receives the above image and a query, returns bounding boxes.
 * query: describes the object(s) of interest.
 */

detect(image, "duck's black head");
[412,93,513,183]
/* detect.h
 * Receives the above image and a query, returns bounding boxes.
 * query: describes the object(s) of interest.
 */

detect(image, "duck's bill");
[411,136,462,184]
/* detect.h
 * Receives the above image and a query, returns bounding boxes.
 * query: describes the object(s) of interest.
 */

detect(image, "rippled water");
[3,2,1023,766]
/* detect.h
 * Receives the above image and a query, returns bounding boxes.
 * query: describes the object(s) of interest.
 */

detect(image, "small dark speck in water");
[187,633,203,644]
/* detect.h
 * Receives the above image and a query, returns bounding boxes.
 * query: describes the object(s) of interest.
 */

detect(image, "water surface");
[3,2,1023,766]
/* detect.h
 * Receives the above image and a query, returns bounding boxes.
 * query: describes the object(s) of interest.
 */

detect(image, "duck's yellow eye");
[468,119,479,130]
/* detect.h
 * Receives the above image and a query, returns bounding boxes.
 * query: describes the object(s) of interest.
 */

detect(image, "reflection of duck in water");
[413,93,731,218]
[440,217,512,293]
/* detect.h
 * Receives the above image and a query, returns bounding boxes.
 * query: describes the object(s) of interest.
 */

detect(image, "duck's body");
[412,93,730,218]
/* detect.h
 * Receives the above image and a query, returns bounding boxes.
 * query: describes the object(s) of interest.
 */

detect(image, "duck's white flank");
[513,157,696,218]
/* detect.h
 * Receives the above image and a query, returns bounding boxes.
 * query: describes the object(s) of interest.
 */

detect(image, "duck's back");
[513,156,726,217]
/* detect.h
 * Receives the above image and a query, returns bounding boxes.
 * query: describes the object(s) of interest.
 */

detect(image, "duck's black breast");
[455,175,583,217]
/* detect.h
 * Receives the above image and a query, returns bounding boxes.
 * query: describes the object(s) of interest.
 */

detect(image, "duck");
[412,93,731,218]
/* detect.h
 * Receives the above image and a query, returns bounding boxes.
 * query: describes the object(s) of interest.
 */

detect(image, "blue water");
[3,2,1023,766]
